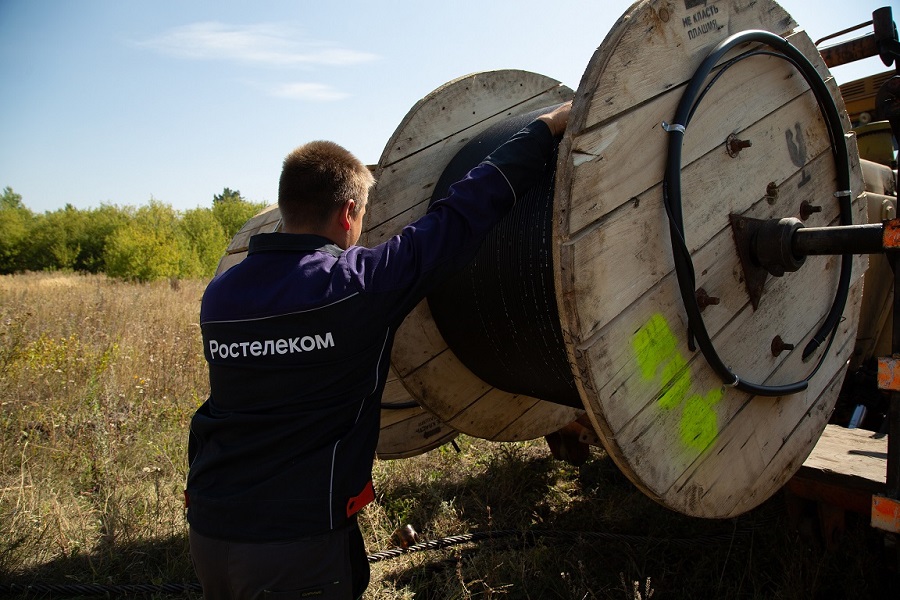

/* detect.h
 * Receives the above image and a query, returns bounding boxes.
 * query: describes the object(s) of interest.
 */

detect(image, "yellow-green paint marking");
[632,313,724,452]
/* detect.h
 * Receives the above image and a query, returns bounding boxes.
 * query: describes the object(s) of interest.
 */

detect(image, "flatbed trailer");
[785,9,899,540]
[786,424,889,543]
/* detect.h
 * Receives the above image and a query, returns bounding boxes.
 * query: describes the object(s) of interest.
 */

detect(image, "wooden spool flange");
[216,207,459,460]
[552,0,866,517]
[366,70,584,441]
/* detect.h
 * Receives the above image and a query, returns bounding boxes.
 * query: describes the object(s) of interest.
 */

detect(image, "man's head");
[278,141,375,247]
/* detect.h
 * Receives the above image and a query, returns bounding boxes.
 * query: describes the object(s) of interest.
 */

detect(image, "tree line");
[0,186,266,282]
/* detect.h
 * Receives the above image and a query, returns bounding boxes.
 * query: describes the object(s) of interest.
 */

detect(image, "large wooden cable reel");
[552,0,865,518]
[367,71,583,442]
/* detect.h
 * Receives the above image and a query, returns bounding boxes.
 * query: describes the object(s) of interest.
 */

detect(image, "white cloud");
[140,22,378,67]
[271,82,349,101]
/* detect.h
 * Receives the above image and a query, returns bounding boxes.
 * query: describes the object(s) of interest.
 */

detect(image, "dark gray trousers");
[189,522,369,599]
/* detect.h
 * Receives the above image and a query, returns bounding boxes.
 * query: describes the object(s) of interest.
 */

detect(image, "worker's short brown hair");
[278,141,375,229]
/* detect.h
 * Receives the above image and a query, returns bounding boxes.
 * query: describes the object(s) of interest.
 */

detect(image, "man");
[186,101,571,599]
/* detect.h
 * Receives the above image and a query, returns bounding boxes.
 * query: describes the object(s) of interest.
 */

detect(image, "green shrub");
[0,187,31,273]
[103,202,188,282]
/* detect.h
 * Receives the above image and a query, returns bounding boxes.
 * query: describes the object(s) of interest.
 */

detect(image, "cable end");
[802,338,821,361]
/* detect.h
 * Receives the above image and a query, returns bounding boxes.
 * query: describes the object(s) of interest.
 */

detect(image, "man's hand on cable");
[476,100,573,201]
[537,101,572,137]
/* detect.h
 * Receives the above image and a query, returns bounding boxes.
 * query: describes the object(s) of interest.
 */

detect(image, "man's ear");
[338,199,354,231]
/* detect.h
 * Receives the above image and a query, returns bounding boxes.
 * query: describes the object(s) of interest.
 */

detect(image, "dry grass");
[0,272,896,599]
[0,272,204,588]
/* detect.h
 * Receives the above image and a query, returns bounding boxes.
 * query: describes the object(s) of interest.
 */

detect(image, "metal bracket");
[729,214,769,310]
[872,495,900,533]
[878,356,900,391]
[728,214,806,310]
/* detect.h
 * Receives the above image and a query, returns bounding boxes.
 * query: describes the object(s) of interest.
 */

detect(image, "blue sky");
[0,0,892,213]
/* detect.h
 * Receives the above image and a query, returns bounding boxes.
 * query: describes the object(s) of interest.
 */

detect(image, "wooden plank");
[391,298,448,378]
[566,31,834,236]
[400,347,574,442]
[378,375,458,459]
[216,204,282,274]
[225,204,281,254]
[377,409,457,460]
[566,144,866,378]
[785,477,873,516]
[663,294,863,516]
[360,198,426,248]
[215,251,247,275]
[367,83,571,230]
[785,423,888,517]
[378,369,459,459]
[402,348,493,421]
[797,423,888,487]
[380,378,414,408]
[565,100,847,343]
[380,70,570,165]
[573,207,866,517]
[447,388,542,442]
[578,243,864,515]
[577,0,796,131]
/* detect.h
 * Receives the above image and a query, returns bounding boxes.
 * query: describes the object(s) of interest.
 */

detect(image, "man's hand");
[537,101,572,137]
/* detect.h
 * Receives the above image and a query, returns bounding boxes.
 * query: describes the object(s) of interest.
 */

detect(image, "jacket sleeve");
[481,119,556,202]
[344,118,559,318]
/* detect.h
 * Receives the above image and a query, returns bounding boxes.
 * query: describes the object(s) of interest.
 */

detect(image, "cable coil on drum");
[426,106,582,409]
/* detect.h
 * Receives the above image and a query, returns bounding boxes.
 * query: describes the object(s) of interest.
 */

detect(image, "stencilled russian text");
[681,3,720,41]
[208,333,335,359]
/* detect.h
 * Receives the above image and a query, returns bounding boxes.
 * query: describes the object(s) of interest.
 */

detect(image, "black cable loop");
[663,29,853,397]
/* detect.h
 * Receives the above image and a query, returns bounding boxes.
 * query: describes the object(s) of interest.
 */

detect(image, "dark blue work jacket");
[186,120,555,542]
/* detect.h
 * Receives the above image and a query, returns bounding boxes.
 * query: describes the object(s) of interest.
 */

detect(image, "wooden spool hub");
[553,0,866,517]
[216,206,458,460]
[366,70,584,441]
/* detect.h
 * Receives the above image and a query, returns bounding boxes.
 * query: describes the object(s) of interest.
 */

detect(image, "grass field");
[1,272,896,599]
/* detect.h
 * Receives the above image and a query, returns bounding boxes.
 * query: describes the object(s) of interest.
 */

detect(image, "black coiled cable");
[663,29,853,397]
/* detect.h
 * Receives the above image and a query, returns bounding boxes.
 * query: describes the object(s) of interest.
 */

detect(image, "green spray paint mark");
[659,353,690,410]
[632,313,723,452]
[680,388,723,451]
[632,313,678,381]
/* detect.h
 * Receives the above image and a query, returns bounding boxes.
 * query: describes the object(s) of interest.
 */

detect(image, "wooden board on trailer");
[553,0,866,518]
[793,424,887,491]
[784,424,888,543]
[369,69,584,441]
[377,368,459,459]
